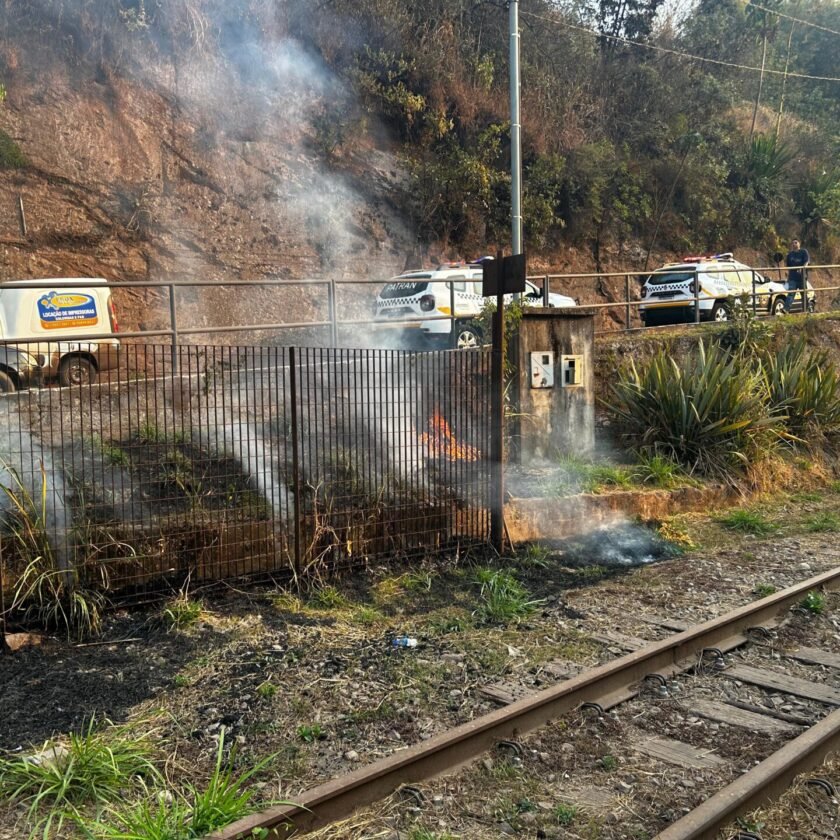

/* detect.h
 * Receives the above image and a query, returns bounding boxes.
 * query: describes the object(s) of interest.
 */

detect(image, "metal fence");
[0,342,491,601]
[532,262,840,334]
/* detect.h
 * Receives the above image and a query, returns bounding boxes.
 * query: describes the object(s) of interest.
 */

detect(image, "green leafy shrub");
[800,590,826,614]
[0,129,26,168]
[762,339,840,436]
[608,342,779,478]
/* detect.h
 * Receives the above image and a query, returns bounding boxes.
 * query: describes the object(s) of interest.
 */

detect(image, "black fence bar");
[0,341,492,610]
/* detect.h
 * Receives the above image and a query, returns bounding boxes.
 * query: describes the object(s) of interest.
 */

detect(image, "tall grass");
[608,342,780,479]
[0,718,159,838]
[1,461,106,640]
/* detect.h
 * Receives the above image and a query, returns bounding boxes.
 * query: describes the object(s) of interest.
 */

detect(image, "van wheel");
[807,298,816,313]
[59,356,96,387]
[771,296,787,316]
[711,303,729,322]
[0,371,16,394]
[455,324,482,349]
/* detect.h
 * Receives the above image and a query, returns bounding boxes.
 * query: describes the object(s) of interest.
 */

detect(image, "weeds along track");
[211,566,840,840]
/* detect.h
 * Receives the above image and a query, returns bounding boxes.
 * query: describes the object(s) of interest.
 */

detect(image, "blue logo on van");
[38,292,99,330]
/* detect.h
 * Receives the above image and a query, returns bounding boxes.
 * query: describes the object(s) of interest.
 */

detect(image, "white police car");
[375,262,576,348]
[639,253,815,326]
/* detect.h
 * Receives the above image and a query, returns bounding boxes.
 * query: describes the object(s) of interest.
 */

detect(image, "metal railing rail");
[1,265,839,354]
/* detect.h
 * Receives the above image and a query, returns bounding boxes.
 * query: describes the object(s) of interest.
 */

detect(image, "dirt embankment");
[0,5,416,339]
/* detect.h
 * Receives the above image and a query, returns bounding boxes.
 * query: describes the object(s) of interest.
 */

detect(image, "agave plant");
[607,341,781,478]
[762,339,840,436]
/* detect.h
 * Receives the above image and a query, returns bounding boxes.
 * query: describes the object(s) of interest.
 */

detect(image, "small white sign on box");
[530,351,554,388]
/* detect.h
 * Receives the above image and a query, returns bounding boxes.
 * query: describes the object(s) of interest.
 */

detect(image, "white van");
[0,279,120,387]
[375,262,576,348]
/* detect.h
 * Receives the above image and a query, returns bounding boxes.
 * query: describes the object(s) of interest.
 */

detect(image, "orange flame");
[420,409,481,462]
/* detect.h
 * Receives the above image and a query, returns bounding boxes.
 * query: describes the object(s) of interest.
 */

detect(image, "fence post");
[289,347,303,579]
[168,284,179,372]
[490,260,506,553]
[543,275,550,308]
[694,268,701,324]
[328,278,338,347]
[625,274,631,330]
[450,280,457,349]
[751,270,757,317]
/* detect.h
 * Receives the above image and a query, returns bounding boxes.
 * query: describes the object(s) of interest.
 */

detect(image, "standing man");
[785,238,810,313]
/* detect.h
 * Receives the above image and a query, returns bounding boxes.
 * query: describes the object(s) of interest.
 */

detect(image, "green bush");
[0,129,26,169]
[762,339,840,436]
[608,342,779,478]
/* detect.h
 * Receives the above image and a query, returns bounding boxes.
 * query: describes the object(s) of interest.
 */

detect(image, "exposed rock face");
[0,3,414,340]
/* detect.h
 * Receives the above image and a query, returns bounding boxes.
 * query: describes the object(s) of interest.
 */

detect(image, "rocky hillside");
[0,2,420,337]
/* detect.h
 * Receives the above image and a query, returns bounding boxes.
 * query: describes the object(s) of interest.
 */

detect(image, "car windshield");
[380,278,431,298]
[645,271,695,286]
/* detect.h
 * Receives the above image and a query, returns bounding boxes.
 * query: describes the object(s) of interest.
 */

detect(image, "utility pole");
[749,31,768,142]
[509,0,523,299]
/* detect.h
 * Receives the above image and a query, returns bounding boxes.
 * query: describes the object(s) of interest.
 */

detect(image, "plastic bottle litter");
[392,636,418,648]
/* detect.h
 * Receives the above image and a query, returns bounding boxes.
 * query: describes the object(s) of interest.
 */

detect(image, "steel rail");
[654,707,840,840]
[208,566,840,840]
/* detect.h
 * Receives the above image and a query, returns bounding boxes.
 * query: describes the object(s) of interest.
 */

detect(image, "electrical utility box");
[530,351,554,388]
[512,310,595,460]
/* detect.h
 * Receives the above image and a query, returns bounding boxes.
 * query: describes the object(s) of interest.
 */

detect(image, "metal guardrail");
[530,263,840,334]
[1,265,839,357]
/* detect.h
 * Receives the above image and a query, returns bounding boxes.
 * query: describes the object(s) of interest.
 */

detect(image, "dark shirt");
[786,248,810,283]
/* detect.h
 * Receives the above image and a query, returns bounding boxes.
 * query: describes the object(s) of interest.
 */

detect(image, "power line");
[745,1,840,38]
[519,9,840,82]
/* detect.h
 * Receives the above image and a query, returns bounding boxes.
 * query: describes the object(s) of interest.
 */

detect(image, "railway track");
[211,567,840,840]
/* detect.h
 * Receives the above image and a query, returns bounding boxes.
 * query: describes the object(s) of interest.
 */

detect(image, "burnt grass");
[1,508,839,838]
[0,543,638,754]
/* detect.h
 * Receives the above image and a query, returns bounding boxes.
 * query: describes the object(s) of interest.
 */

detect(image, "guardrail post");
[694,268,701,324]
[450,280,457,349]
[168,284,179,372]
[625,274,631,330]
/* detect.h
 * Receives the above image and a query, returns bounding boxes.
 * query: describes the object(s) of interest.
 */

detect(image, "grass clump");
[518,543,551,568]
[473,568,541,624]
[554,802,578,825]
[308,585,349,610]
[90,730,281,838]
[256,681,277,700]
[162,593,203,631]
[598,754,618,772]
[608,341,779,480]
[717,509,778,536]
[800,590,826,614]
[753,583,778,598]
[297,724,325,743]
[0,718,159,837]
[634,453,687,489]
[804,512,840,532]
[3,461,106,640]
